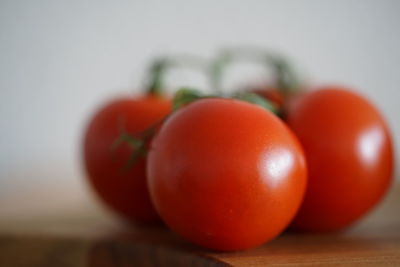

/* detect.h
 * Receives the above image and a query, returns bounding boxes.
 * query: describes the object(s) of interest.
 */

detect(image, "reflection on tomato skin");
[259,147,296,189]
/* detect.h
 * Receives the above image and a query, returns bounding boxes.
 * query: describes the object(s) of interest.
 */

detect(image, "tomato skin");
[286,87,394,232]
[147,98,307,251]
[83,95,171,224]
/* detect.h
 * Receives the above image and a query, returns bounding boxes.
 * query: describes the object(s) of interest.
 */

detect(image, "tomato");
[285,87,394,232]
[83,95,171,224]
[147,98,307,251]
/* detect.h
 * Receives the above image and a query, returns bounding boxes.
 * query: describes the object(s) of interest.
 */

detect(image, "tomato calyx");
[111,123,159,170]
[172,88,209,110]
[234,92,279,114]
[172,88,279,114]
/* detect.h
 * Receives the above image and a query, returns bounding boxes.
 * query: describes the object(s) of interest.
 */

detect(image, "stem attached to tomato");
[112,119,163,170]
[172,88,206,110]
[172,88,279,114]
[145,55,209,96]
[114,85,281,169]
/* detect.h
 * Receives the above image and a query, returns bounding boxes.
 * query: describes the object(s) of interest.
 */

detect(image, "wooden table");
[1,186,399,266]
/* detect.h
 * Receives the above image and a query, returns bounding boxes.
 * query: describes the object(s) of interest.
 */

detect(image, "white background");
[0,0,399,218]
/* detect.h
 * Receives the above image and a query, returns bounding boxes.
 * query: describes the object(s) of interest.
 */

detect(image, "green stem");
[211,47,302,97]
[210,52,229,95]
[112,118,164,170]
[145,55,208,96]
[146,59,167,95]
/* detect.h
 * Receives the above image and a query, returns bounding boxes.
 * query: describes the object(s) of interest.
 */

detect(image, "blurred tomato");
[83,95,171,224]
[286,87,394,232]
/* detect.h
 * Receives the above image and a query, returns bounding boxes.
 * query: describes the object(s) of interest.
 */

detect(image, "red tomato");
[147,98,307,251]
[83,95,171,224]
[286,87,394,232]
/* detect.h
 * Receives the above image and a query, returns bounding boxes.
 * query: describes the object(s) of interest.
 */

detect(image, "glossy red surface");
[287,88,394,232]
[148,98,307,251]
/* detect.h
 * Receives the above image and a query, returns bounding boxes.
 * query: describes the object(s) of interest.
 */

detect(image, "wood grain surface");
[0,185,399,266]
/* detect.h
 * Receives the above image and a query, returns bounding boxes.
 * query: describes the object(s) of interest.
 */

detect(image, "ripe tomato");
[147,98,307,251]
[286,87,394,232]
[83,94,171,224]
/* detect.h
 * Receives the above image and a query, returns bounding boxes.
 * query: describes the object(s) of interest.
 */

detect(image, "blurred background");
[0,0,399,220]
